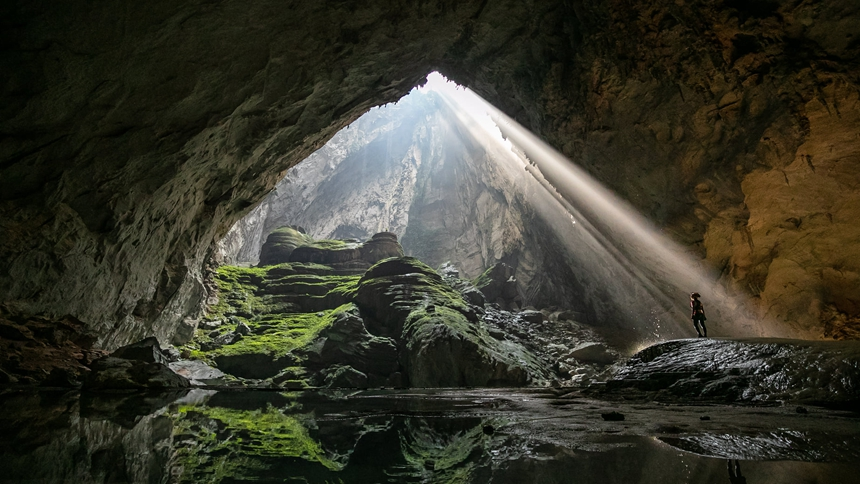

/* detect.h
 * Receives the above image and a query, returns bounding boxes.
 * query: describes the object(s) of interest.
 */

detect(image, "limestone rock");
[258,227,314,266]
[519,310,545,324]
[474,263,522,311]
[355,257,537,386]
[111,336,169,365]
[598,339,860,405]
[172,318,199,345]
[567,343,617,365]
[360,232,404,264]
[1,0,860,353]
[321,365,369,389]
[84,357,190,391]
[298,307,400,387]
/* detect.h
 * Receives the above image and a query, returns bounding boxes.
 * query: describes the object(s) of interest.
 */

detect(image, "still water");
[1,388,858,483]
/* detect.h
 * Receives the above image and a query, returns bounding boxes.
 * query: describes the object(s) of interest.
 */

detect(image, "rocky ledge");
[590,338,860,407]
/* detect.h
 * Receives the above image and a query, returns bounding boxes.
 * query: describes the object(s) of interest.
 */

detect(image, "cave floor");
[2,387,859,483]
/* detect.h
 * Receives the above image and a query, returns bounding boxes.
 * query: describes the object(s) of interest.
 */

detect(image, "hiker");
[690,292,707,337]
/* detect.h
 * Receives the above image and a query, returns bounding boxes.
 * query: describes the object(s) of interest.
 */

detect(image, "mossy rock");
[258,226,314,266]
[356,257,541,386]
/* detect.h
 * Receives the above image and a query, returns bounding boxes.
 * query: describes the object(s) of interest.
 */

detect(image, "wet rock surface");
[593,338,860,407]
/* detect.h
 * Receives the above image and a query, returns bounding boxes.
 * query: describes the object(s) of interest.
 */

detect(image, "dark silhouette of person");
[727,459,746,483]
[690,292,707,337]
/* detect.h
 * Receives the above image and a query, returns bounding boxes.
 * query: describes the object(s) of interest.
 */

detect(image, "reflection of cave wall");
[2,1,859,346]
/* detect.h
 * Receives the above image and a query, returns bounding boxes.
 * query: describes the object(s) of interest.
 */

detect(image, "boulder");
[568,343,617,365]
[111,337,168,365]
[322,365,369,389]
[84,357,190,391]
[258,226,314,266]
[172,318,198,345]
[356,257,536,387]
[360,232,404,264]
[519,310,545,324]
[474,263,521,311]
[85,337,190,390]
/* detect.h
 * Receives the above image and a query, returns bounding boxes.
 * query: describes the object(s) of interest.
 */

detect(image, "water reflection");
[1,389,858,483]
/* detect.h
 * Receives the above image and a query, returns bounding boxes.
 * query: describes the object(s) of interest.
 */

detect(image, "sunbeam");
[422,71,777,348]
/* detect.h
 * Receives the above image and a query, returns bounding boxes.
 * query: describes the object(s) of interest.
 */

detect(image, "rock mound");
[258,228,404,275]
[356,257,538,387]
[258,226,314,266]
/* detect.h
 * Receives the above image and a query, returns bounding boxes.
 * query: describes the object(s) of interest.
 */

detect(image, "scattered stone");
[601,411,625,421]
[84,357,190,391]
[568,343,617,365]
[519,310,544,324]
[200,332,243,351]
[796,406,808,414]
[235,322,251,336]
[473,263,521,311]
[172,318,199,345]
[111,337,168,365]
[199,320,222,330]
[169,360,226,384]
[323,365,368,389]
[162,346,181,362]
[437,261,459,278]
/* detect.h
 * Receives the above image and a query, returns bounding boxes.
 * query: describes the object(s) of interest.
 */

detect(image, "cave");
[2,1,860,482]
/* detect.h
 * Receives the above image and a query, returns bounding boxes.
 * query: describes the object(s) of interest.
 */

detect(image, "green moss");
[472,265,494,289]
[399,419,495,483]
[206,306,349,359]
[307,239,352,250]
[171,404,342,483]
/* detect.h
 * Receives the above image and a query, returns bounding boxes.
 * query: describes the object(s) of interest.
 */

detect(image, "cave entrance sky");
[247,71,778,347]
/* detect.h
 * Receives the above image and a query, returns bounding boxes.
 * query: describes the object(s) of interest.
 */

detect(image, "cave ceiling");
[1,0,859,347]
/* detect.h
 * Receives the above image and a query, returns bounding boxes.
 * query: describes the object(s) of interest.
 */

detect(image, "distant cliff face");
[218,89,583,311]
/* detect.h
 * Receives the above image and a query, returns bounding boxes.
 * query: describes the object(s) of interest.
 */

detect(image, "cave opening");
[3,1,860,480]
[212,71,766,356]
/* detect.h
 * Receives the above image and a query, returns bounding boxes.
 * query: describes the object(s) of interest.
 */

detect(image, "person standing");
[690,292,707,337]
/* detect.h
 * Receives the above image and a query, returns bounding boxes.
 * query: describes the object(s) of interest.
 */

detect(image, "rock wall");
[2,0,859,347]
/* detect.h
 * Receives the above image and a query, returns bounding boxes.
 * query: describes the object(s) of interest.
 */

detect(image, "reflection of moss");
[172,405,342,483]
[398,419,492,484]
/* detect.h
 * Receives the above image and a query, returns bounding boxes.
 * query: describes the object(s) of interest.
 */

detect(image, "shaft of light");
[423,72,780,348]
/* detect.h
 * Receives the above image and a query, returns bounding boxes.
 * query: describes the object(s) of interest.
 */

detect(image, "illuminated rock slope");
[596,338,860,407]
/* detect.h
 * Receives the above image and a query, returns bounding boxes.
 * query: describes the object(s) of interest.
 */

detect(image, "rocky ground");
[179,228,610,389]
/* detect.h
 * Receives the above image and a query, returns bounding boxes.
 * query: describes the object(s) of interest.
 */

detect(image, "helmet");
[690,292,700,298]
